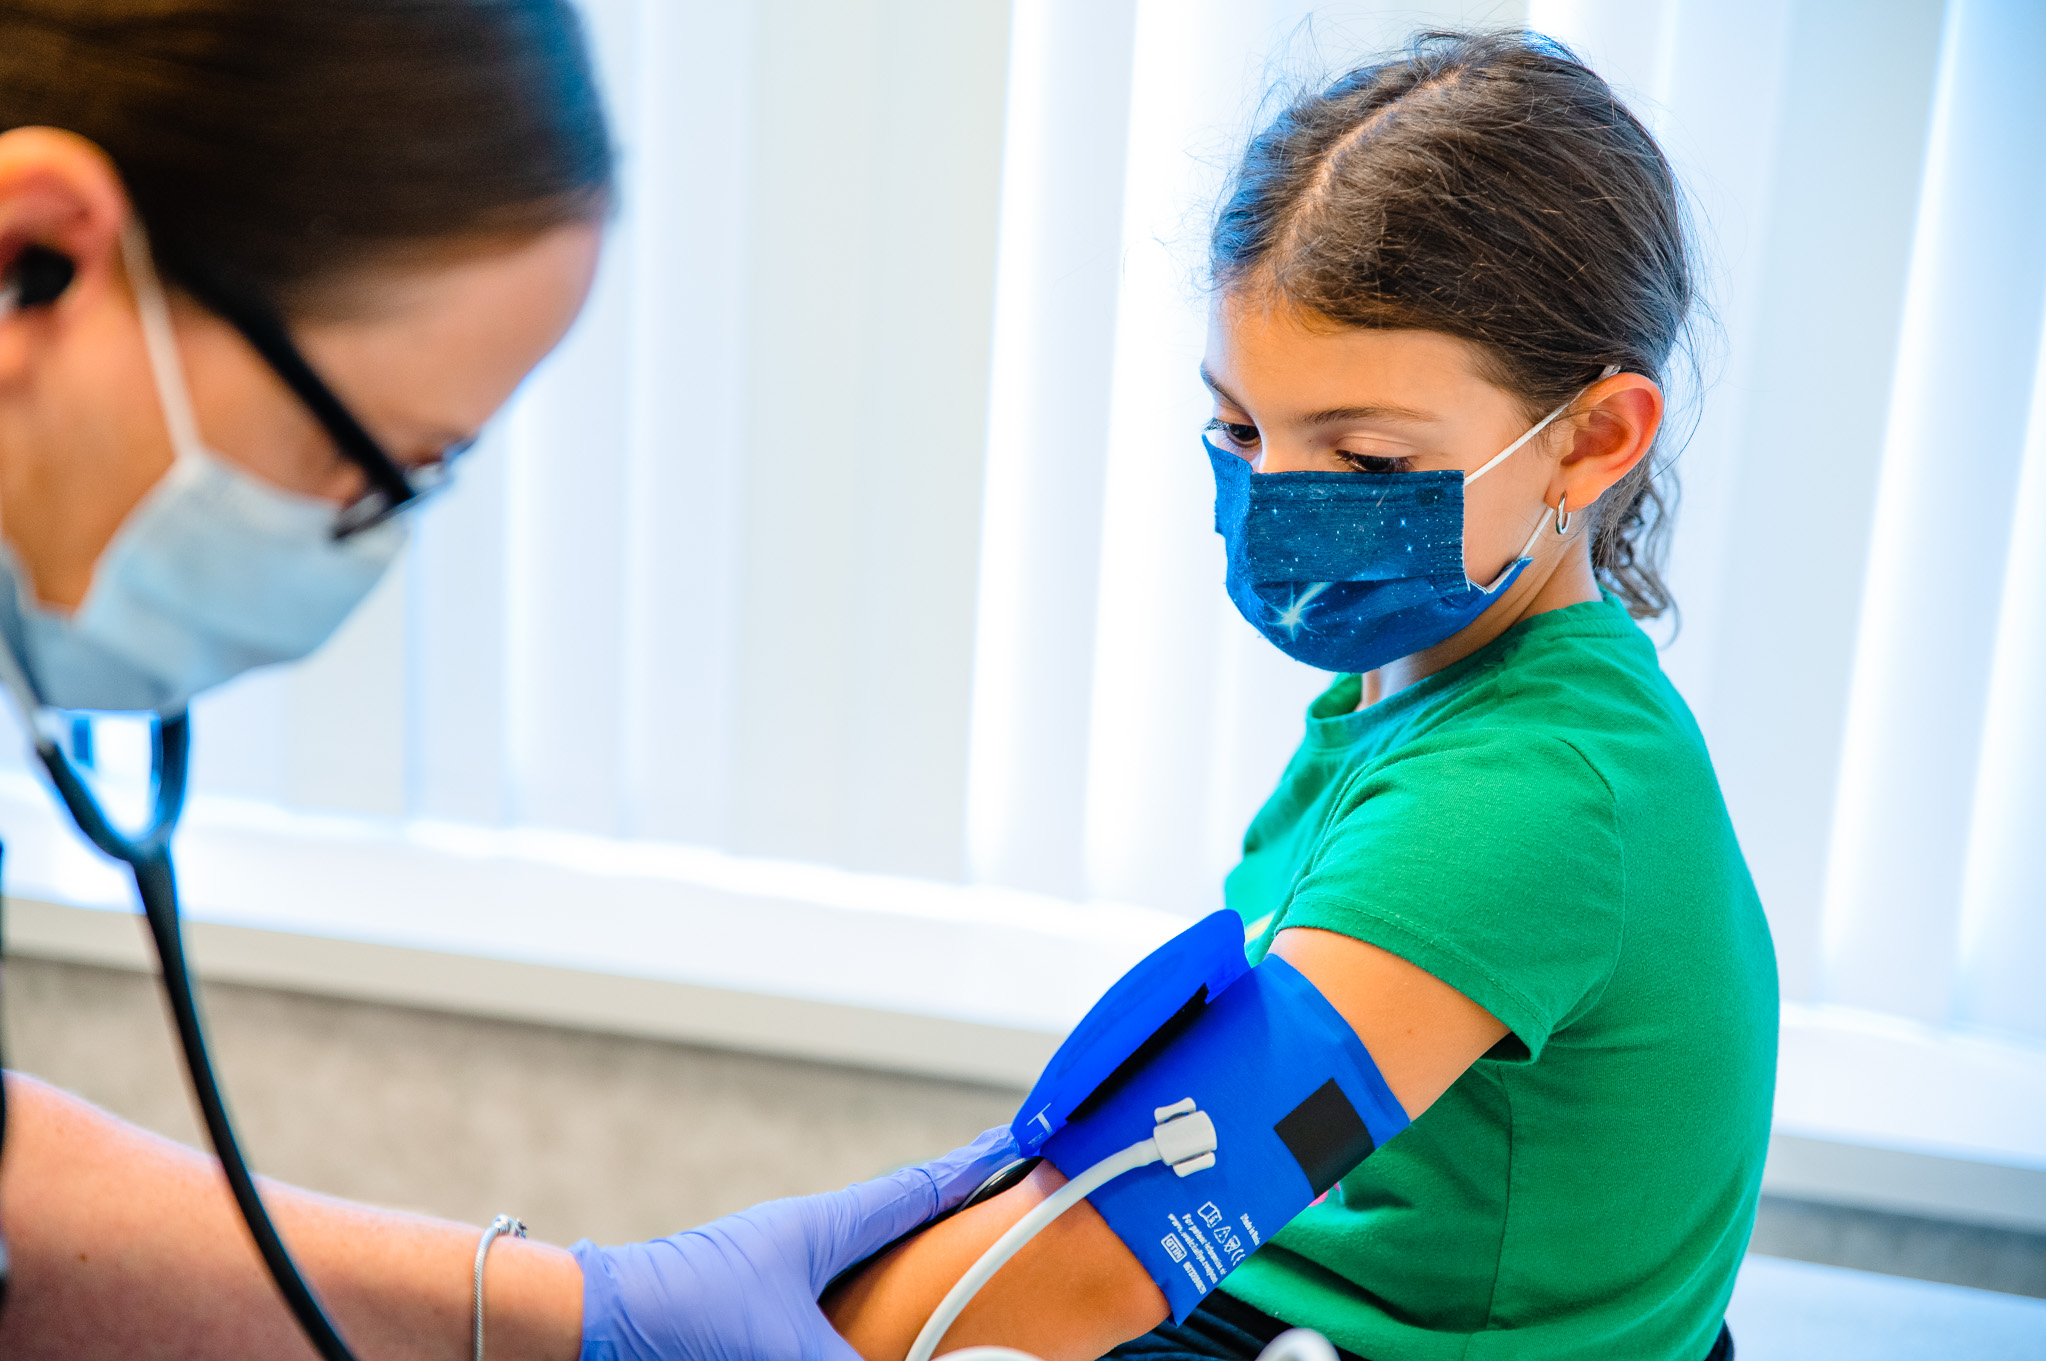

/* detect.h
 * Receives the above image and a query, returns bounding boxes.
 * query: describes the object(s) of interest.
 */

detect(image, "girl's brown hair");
[1211,29,1698,619]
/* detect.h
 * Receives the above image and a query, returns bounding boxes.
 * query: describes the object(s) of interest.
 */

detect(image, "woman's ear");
[5,246,75,309]
[1552,372,1663,514]
[0,128,130,379]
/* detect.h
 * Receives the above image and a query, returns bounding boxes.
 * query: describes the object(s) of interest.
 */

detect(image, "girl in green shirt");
[828,29,1773,1361]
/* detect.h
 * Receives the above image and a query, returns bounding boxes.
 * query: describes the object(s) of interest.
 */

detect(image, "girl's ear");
[1553,372,1662,512]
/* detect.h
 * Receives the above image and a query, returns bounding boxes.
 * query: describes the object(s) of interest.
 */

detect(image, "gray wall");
[3,956,1017,1246]
[10,955,2042,1301]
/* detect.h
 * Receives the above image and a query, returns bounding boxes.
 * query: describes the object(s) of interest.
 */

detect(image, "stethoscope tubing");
[7,713,364,1361]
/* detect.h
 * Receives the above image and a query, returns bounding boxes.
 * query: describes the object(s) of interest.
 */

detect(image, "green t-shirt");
[1220,598,1776,1361]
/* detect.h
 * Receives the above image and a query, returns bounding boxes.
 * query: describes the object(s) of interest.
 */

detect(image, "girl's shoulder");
[1377,598,1712,789]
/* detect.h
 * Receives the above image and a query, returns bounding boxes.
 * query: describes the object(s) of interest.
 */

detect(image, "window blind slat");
[406,440,515,826]
[1081,0,1281,917]
[283,558,408,817]
[499,258,636,835]
[1956,325,2046,1038]
[616,0,754,846]
[964,0,1137,901]
[720,0,1008,879]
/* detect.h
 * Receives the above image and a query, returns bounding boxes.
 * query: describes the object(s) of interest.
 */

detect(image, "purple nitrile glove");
[574,1124,1021,1361]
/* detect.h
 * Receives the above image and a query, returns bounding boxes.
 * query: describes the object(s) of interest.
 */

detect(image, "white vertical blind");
[965,0,1139,900]
[8,0,2043,1155]
[724,0,1011,880]
[1956,326,2046,1040]
[165,0,2046,1054]
[1079,0,1295,918]
[1662,0,1947,1008]
[613,0,753,848]
[1819,0,2046,1027]
[1522,0,2046,1052]
[169,0,1012,876]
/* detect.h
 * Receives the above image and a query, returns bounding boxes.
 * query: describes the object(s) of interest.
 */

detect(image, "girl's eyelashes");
[1206,417,1261,448]
[1335,450,1415,475]
[1205,417,1414,474]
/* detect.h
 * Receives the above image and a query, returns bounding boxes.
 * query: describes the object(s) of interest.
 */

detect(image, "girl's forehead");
[1205,298,1493,411]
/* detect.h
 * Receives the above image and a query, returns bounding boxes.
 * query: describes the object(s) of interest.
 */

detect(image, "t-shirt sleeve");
[1279,730,1625,1060]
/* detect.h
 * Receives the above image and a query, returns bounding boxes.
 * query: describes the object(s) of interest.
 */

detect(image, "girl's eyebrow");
[1300,401,1437,426]
[1198,367,1436,426]
[1199,366,1249,409]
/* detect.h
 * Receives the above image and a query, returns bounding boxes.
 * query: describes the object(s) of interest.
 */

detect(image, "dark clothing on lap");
[1102,1293,1733,1361]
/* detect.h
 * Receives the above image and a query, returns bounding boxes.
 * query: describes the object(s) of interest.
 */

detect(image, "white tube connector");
[910,1099,1217,1361]
[1254,1329,1341,1361]
[1150,1098,1217,1177]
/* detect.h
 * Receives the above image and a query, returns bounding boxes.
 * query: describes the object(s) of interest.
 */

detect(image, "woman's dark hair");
[1211,29,1697,619]
[0,0,613,316]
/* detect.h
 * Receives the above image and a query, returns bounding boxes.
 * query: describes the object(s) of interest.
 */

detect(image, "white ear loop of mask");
[1462,364,1623,488]
[1464,365,1622,591]
[1469,509,1557,595]
[118,221,207,464]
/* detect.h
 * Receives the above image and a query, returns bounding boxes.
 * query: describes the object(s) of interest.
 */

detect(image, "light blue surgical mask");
[1210,369,1615,675]
[0,227,405,714]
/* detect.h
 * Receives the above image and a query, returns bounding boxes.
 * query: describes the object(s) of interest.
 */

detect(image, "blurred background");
[7,0,2044,1349]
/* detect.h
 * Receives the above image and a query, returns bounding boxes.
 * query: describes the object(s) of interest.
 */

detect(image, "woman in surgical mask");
[0,3,1013,1358]
[826,32,1768,1361]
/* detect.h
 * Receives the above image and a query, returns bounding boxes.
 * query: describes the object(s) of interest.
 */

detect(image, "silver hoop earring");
[1552,494,1573,536]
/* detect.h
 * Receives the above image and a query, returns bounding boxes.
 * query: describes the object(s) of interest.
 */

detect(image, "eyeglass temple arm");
[161,255,414,509]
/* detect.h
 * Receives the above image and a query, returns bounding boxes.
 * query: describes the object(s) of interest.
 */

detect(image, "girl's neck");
[1357,537,1602,710]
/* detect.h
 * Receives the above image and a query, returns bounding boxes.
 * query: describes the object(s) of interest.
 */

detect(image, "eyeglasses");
[169,254,473,540]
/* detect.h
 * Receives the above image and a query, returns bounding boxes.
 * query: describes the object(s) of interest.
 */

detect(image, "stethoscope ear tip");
[8,245,77,309]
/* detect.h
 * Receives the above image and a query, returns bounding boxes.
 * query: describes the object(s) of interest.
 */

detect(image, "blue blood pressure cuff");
[1010,912,1408,1321]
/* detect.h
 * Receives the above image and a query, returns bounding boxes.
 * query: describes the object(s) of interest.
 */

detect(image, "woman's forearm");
[0,1071,583,1360]
[823,1160,1167,1361]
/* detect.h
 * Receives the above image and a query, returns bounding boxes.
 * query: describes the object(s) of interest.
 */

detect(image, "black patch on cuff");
[1273,1079,1375,1197]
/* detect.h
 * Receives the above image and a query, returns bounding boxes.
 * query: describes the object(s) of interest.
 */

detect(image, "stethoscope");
[0,639,363,1358]
[0,227,441,1360]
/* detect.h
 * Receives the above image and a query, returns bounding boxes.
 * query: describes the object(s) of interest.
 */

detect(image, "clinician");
[0,3,1013,1358]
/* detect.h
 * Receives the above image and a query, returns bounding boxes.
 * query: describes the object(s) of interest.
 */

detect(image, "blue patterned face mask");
[1209,372,1612,674]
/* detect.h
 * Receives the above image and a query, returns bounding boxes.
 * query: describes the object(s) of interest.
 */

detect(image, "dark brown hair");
[0,0,613,315]
[1211,29,1697,619]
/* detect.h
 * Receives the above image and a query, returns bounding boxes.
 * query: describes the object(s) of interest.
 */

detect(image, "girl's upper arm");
[1269,925,1509,1118]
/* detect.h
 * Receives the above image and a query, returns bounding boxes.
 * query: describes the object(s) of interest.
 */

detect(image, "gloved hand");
[574,1124,1021,1361]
